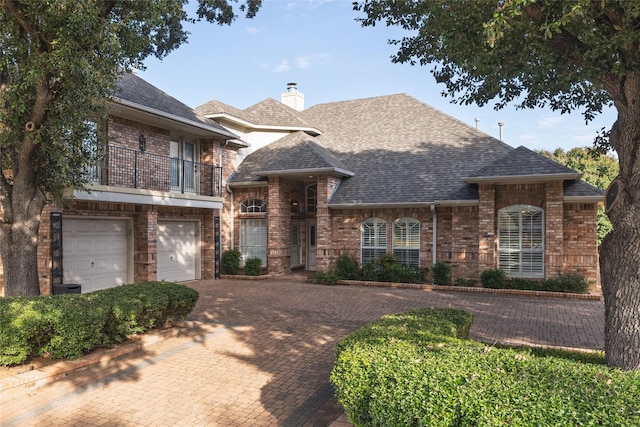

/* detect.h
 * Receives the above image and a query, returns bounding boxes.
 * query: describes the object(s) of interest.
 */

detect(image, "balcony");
[86,144,223,197]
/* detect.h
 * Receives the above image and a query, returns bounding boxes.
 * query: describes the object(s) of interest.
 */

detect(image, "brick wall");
[563,203,600,290]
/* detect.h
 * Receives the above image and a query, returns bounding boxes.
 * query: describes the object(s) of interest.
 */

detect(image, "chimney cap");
[287,82,298,91]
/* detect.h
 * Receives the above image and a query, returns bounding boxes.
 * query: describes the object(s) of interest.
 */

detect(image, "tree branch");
[3,0,38,39]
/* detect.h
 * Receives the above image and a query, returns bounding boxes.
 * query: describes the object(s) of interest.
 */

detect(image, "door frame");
[306,219,317,271]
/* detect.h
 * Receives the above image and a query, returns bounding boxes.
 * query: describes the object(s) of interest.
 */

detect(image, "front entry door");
[307,220,317,271]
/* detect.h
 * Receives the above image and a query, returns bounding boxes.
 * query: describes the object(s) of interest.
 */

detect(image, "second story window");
[240,199,266,213]
[306,184,317,213]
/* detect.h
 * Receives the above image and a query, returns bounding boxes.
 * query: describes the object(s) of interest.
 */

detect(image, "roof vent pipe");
[498,122,505,141]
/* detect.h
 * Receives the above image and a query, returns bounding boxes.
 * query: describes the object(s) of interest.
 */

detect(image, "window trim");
[240,198,267,213]
[392,217,420,267]
[497,205,544,278]
[361,217,387,265]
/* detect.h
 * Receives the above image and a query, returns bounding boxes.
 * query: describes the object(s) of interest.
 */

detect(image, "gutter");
[110,98,242,141]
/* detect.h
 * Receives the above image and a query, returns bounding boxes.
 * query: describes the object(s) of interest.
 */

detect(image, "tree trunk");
[0,207,43,297]
[600,73,640,371]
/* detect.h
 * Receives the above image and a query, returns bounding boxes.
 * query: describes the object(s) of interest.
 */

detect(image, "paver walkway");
[1,276,604,426]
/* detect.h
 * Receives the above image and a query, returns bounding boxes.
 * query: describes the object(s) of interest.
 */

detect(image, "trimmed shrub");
[244,256,263,276]
[332,309,640,427]
[334,252,360,280]
[508,277,538,291]
[481,268,507,288]
[309,272,340,285]
[431,262,452,285]
[0,281,199,366]
[454,278,477,287]
[554,271,590,294]
[221,249,242,275]
[361,254,427,284]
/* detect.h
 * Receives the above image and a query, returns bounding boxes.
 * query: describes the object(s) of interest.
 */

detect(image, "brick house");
[0,78,604,295]
[196,84,603,288]
[0,74,244,295]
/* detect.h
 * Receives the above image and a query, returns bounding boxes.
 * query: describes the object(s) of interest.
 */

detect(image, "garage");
[157,221,198,282]
[63,218,131,293]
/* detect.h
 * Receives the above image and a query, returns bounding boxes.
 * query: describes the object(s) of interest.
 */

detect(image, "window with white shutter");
[392,218,420,266]
[498,205,544,277]
[240,218,267,266]
[361,218,387,264]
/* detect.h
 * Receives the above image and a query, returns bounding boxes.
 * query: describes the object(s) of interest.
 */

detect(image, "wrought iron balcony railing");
[86,145,223,197]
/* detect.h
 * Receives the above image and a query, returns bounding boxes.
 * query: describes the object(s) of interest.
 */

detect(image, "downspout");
[431,204,437,269]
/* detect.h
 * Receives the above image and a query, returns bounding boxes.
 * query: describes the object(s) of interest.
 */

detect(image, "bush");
[334,252,360,280]
[481,268,507,288]
[309,272,340,285]
[361,254,427,284]
[454,278,477,287]
[221,249,242,275]
[508,277,538,291]
[432,262,452,285]
[554,271,591,294]
[332,309,640,427]
[244,256,263,276]
[0,281,199,366]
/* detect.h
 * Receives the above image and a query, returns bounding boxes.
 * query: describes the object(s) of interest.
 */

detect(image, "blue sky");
[139,0,616,152]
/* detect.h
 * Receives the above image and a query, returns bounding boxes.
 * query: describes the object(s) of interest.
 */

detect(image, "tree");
[538,147,618,243]
[354,0,639,370]
[0,0,262,297]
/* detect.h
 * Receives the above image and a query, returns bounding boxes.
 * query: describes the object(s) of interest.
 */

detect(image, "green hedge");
[331,309,640,427]
[0,281,199,366]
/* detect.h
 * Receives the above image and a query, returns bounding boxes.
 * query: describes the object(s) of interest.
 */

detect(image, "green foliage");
[334,251,360,280]
[221,249,242,275]
[332,309,640,427]
[309,272,340,286]
[454,278,477,287]
[361,254,428,284]
[244,256,262,276]
[431,262,452,285]
[507,277,538,291]
[538,147,618,243]
[0,281,198,365]
[553,271,591,294]
[480,268,507,288]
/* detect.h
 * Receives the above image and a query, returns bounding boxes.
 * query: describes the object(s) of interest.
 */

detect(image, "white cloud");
[536,115,563,128]
[245,26,260,35]
[295,53,329,69]
[273,60,290,73]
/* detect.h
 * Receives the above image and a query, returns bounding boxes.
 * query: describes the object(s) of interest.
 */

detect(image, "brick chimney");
[281,82,304,111]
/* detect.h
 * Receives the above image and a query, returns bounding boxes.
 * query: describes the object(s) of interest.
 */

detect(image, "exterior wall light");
[138,134,146,153]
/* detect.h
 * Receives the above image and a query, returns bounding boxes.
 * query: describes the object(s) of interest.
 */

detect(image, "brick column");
[315,176,337,272]
[478,183,496,273]
[134,209,158,282]
[267,177,290,274]
[202,212,216,279]
[545,181,564,277]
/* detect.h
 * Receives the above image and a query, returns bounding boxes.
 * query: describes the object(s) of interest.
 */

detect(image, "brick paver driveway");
[1,277,604,426]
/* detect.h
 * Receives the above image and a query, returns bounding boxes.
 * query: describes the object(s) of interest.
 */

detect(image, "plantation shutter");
[498,206,544,277]
[361,218,387,264]
[392,218,420,266]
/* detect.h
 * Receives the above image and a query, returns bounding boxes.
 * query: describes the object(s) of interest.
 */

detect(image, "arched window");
[393,218,420,266]
[498,205,544,277]
[240,199,266,213]
[361,218,387,264]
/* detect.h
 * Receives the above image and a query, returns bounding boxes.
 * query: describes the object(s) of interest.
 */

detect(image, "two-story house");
[0,77,604,295]
[0,74,244,295]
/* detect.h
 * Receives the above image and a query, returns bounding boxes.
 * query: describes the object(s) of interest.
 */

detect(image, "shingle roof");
[230,92,603,204]
[232,132,352,183]
[564,180,605,199]
[466,146,580,181]
[114,74,237,139]
[244,98,315,128]
[299,94,514,204]
[195,99,254,123]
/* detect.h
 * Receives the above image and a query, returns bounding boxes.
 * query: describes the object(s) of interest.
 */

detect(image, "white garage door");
[64,219,130,293]
[157,221,197,282]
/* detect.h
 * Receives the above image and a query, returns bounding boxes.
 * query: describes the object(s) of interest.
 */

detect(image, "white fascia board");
[328,200,479,209]
[204,113,322,136]
[464,173,581,184]
[73,186,223,209]
[252,167,354,178]
[110,99,240,140]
